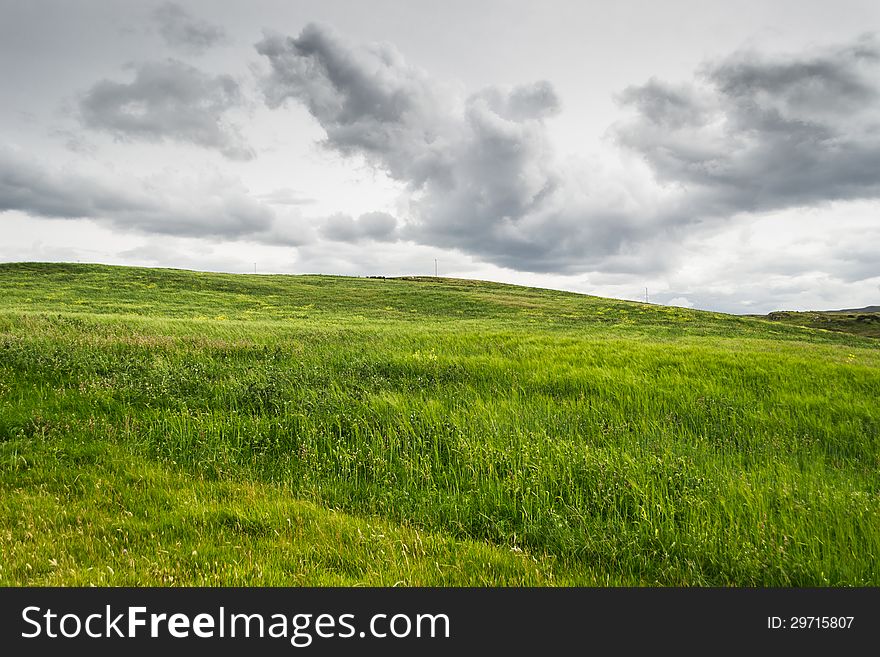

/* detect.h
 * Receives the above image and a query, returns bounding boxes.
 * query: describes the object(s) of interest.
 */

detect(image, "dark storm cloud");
[256,24,648,273]
[80,59,253,160]
[0,145,280,241]
[256,24,460,184]
[152,2,229,54]
[319,211,398,242]
[615,35,880,215]
[257,26,880,275]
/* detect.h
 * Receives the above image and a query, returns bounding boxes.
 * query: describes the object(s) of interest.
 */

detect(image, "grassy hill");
[835,306,880,313]
[1,262,878,585]
[760,309,880,339]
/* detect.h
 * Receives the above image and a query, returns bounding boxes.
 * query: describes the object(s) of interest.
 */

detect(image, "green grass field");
[760,310,880,339]
[1,262,878,585]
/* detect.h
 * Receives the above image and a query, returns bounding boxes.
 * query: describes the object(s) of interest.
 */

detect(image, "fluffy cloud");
[257,24,461,183]
[152,2,229,54]
[320,211,398,242]
[257,25,880,278]
[80,59,253,160]
[0,145,280,241]
[614,35,880,216]
[256,24,656,273]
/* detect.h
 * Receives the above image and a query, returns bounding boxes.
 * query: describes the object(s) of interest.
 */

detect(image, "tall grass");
[1,263,878,585]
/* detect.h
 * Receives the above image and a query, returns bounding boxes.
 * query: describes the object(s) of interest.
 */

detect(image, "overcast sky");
[2,0,879,313]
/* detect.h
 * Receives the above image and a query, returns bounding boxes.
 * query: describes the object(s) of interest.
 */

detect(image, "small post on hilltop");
[254,263,257,274]
[645,287,649,303]
[434,259,438,277]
